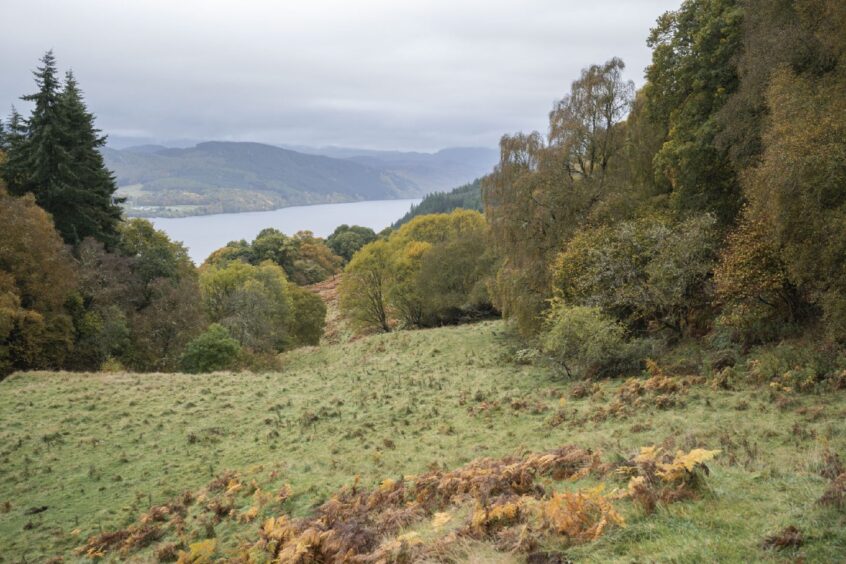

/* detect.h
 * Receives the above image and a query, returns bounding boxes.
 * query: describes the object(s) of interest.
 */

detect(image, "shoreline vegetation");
[125,195,422,220]
[122,191,409,219]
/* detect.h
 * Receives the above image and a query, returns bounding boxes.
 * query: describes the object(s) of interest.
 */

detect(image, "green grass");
[1,320,845,561]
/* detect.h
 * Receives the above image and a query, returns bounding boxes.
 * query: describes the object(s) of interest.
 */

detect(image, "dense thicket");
[480,0,846,377]
[483,58,636,336]
[0,186,76,374]
[392,178,483,227]
[205,228,341,285]
[339,210,496,332]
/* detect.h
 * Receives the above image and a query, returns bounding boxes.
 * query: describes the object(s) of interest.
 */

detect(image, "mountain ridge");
[102,141,420,217]
[103,140,496,217]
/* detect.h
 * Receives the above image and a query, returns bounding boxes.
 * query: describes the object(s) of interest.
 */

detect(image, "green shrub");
[542,301,645,379]
[199,260,294,353]
[553,214,718,337]
[180,324,241,373]
[100,357,125,373]
[326,225,377,263]
[289,286,327,346]
[339,210,496,333]
[745,341,846,392]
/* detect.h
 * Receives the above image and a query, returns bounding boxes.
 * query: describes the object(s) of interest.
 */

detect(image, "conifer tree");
[1,51,123,246]
[2,108,32,195]
[56,70,124,246]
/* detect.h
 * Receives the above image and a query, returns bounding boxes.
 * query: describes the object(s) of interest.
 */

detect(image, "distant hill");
[392,177,484,227]
[102,142,421,217]
[282,145,498,194]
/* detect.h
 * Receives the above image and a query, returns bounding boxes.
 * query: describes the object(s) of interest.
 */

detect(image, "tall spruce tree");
[1,51,123,246]
[56,70,124,246]
[2,108,32,195]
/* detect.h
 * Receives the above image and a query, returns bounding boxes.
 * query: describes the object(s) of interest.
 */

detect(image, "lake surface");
[151,198,421,264]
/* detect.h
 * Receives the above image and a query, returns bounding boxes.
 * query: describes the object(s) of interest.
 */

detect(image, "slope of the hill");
[283,145,498,193]
[0,322,844,561]
[392,177,483,228]
[102,142,420,217]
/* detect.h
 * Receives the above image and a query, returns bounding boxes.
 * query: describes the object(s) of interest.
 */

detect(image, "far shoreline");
[124,194,426,220]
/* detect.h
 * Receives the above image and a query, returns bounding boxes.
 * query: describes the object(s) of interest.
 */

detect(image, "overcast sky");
[1,0,680,152]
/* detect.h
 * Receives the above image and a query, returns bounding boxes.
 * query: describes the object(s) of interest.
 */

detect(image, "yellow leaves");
[657,449,720,482]
[671,449,720,472]
[471,500,522,532]
[372,531,424,561]
[379,478,397,493]
[431,511,452,529]
[277,483,292,504]
[85,548,106,559]
[630,445,719,483]
[402,240,433,261]
[627,475,647,496]
[396,531,423,546]
[262,516,296,543]
[634,445,661,465]
[239,506,259,523]
[542,486,625,542]
[176,539,216,564]
[275,527,326,563]
[623,446,720,513]
[645,358,662,378]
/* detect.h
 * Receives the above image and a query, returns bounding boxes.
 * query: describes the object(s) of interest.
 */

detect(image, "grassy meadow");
[1,320,845,562]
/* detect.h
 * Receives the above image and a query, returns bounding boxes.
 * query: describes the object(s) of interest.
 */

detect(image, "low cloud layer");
[1,0,680,151]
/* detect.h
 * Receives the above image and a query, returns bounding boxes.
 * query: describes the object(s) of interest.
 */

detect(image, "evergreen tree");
[1,51,123,246]
[2,109,32,194]
[56,71,124,246]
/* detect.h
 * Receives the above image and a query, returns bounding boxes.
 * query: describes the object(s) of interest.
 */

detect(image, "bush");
[714,207,806,345]
[542,301,645,378]
[339,210,496,333]
[0,190,77,376]
[180,324,241,373]
[744,341,846,392]
[553,214,718,338]
[199,260,294,353]
[204,229,341,285]
[289,286,327,346]
[326,225,377,263]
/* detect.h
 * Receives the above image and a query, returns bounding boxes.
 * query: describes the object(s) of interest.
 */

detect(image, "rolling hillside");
[392,177,483,227]
[103,142,498,217]
[102,142,421,217]
[288,145,498,193]
[2,321,845,561]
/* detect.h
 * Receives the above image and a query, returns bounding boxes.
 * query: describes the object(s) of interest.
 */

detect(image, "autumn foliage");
[76,443,725,562]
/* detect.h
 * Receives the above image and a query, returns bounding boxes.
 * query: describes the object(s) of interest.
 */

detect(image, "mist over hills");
[102,141,497,217]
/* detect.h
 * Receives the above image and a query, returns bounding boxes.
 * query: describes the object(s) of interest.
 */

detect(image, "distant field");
[1,321,845,561]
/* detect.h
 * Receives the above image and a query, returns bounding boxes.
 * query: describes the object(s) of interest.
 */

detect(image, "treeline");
[478,0,846,380]
[392,178,483,227]
[0,53,353,377]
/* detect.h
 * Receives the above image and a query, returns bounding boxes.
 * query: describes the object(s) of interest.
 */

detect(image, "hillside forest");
[1,0,846,561]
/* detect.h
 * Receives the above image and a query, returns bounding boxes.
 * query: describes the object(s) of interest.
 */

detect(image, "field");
[1,321,845,562]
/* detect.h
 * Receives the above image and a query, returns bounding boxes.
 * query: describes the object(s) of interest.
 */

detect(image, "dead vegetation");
[616,446,719,514]
[761,525,804,551]
[76,443,725,562]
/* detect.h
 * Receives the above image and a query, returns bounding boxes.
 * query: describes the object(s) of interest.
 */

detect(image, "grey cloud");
[0,0,681,151]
